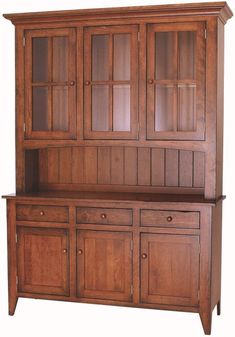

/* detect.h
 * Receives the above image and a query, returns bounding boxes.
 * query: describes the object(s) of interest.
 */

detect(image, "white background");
[0,0,234,336]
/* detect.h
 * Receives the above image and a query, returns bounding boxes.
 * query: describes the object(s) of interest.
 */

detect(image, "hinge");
[130,285,133,295]
[198,289,200,299]
[15,233,18,243]
[23,36,26,47]
[137,31,140,42]
[16,276,18,285]
[204,29,207,39]
[23,123,26,133]
[130,240,133,251]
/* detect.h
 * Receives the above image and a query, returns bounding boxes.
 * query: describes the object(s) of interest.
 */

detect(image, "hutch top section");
[2,2,233,199]
[3,2,233,25]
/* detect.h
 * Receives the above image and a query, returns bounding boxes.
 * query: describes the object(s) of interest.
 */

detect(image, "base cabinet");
[140,233,200,306]
[77,230,132,301]
[6,197,222,335]
[17,227,69,296]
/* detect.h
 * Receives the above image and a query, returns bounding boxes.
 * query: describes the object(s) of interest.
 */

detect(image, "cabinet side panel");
[211,202,222,311]
[216,19,224,198]
[16,28,25,192]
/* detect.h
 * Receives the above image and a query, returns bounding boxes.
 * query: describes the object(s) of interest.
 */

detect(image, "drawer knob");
[141,253,147,259]
[167,216,173,222]
[101,213,107,219]
[62,248,68,254]
[78,249,83,255]
[40,211,44,216]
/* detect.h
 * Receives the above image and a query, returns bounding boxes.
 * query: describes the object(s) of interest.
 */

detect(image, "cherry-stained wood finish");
[17,227,69,295]
[77,230,132,301]
[3,2,232,336]
[25,28,77,140]
[140,233,200,306]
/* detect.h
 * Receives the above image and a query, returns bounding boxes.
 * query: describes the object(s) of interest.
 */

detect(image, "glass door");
[84,25,138,139]
[25,28,76,139]
[147,22,205,140]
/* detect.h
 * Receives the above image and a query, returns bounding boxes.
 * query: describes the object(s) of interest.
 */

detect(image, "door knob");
[148,79,154,84]
[69,81,75,86]
[78,249,83,255]
[62,248,68,254]
[85,80,90,85]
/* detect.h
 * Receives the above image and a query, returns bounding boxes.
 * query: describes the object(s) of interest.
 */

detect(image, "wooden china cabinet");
[3,2,232,335]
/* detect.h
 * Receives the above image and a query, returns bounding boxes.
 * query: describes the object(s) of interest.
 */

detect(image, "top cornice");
[3,2,233,26]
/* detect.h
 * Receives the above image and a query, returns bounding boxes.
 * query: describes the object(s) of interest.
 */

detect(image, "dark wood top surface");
[2,191,225,205]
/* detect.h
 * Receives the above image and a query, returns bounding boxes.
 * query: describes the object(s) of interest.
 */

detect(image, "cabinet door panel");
[113,34,131,80]
[84,25,138,139]
[32,37,49,82]
[32,87,49,131]
[92,85,109,131]
[147,22,205,140]
[113,85,130,131]
[141,233,199,306]
[17,227,69,296]
[77,230,132,301]
[25,28,76,139]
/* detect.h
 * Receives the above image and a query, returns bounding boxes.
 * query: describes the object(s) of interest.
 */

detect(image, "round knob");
[70,80,75,86]
[101,213,107,219]
[62,248,68,254]
[39,211,44,216]
[85,80,90,86]
[141,253,147,259]
[78,249,83,255]
[148,79,154,84]
[167,216,173,222]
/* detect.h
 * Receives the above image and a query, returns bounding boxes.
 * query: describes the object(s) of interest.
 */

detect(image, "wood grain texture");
[17,227,69,295]
[3,3,231,334]
[140,233,200,306]
[77,230,132,301]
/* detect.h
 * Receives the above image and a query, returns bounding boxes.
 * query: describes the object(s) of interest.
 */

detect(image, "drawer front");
[140,210,199,229]
[16,205,69,223]
[76,207,132,226]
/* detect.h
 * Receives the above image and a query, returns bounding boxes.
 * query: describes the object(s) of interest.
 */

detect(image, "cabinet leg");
[199,311,212,335]
[9,296,18,316]
[217,300,221,316]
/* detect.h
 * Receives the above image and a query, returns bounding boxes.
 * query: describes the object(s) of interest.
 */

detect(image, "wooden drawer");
[76,207,132,226]
[16,205,69,223]
[140,210,199,229]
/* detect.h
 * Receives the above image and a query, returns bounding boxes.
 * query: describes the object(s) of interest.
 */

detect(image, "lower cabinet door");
[17,227,69,296]
[140,233,199,306]
[77,230,132,302]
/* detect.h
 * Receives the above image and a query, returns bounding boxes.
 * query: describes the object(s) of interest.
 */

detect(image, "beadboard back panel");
[38,146,205,192]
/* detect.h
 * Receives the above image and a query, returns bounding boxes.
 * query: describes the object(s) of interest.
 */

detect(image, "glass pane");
[32,37,48,82]
[178,85,196,131]
[92,85,109,131]
[155,85,175,131]
[32,87,49,131]
[113,85,130,131]
[113,34,130,80]
[92,35,109,81]
[155,32,175,80]
[179,31,196,80]
[52,86,68,131]
[52,36,68,82]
